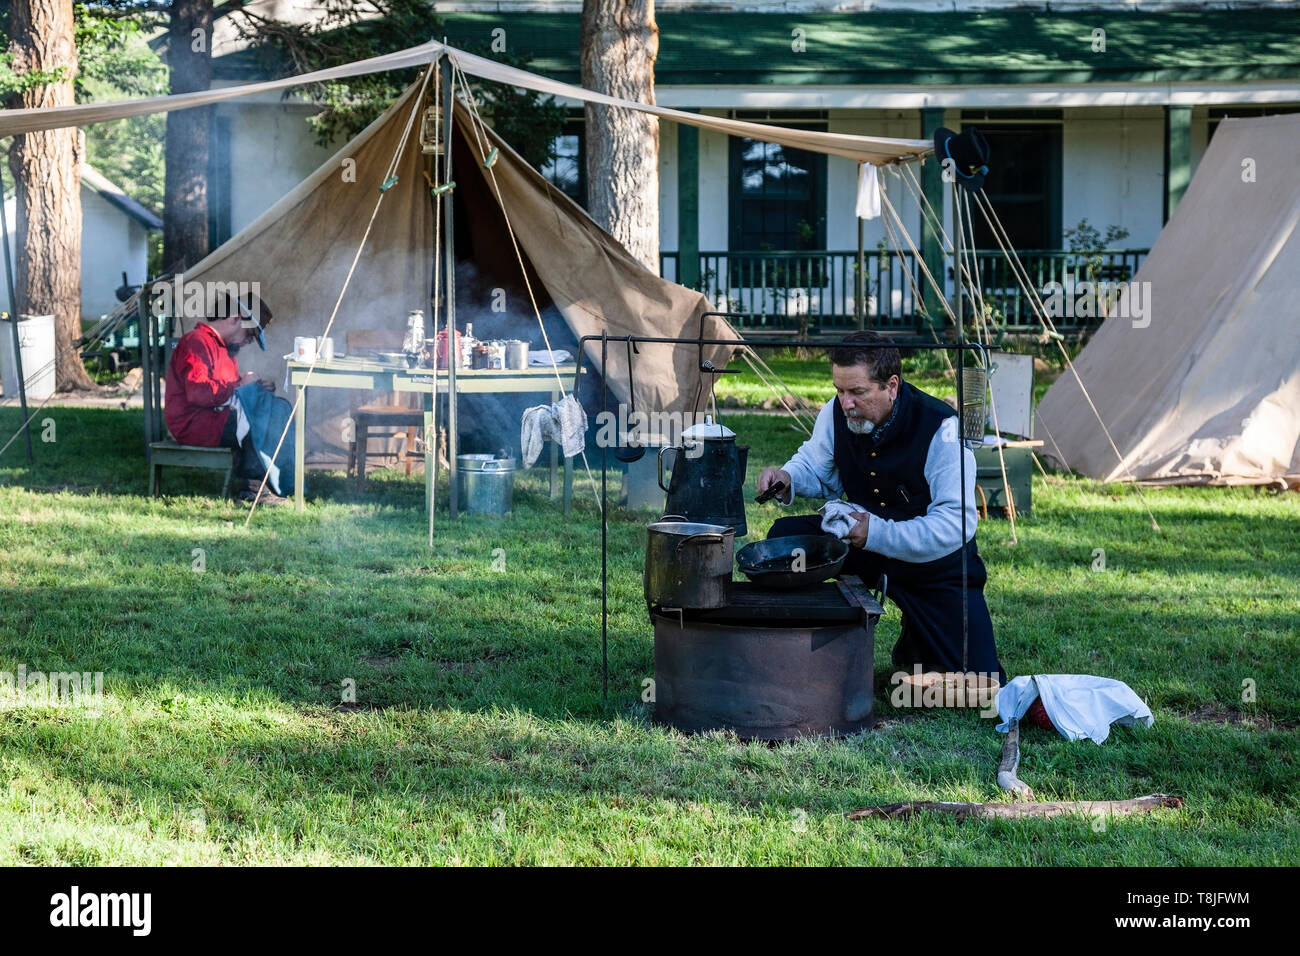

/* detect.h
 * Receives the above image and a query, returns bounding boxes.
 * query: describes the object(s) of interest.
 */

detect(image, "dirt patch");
[363,655,401,670]
[1178,705,1298,731]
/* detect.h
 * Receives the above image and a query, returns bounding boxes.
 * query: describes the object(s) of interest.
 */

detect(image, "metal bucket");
[457,454,516,515]
[505,340,530,370]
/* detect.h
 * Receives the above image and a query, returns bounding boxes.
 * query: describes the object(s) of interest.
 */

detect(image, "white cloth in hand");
[995,674,1154,744]
[521,393,587,468]
[819,499,868,540]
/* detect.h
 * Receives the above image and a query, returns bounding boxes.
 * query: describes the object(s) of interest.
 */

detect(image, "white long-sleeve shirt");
[780,399,980,563]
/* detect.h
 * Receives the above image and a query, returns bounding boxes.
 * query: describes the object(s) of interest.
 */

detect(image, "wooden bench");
[149,440,234,498]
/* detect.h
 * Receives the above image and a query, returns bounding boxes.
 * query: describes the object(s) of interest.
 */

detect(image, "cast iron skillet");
[735,534,849,589]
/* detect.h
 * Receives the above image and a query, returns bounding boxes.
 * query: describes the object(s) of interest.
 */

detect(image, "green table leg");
[563,455,574,515]
[295,387,306,511]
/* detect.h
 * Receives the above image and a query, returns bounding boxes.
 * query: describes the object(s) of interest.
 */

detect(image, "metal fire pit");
[652,575,883,740]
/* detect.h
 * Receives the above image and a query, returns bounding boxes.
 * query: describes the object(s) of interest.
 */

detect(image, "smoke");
[450,261,581,462]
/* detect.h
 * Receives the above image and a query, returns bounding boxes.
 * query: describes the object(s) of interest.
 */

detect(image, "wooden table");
[287,357,576,515]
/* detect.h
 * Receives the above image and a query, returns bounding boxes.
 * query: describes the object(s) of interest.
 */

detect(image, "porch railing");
[660,249,1149,335]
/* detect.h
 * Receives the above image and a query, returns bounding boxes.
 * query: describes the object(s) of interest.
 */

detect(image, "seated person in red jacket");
[163,293,286,504]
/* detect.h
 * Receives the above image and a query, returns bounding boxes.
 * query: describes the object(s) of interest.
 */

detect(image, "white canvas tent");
[1035,112,1300,488]
[176,76,744,453]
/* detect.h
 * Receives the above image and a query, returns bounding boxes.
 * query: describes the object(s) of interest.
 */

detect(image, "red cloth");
[164,323,240,446]
[1025,697,1057,732]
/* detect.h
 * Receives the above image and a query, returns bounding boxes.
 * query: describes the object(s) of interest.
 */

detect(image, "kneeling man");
[757,331,1004,680]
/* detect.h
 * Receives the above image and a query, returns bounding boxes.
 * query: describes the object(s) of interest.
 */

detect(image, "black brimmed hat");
[934,126,991,192]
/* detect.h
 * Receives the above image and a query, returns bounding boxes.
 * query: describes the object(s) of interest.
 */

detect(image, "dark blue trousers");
[769,514,1005,682]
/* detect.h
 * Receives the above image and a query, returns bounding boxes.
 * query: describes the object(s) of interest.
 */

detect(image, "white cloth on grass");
[521,393,587,468]
[995,674,1154,744]
[819,499,869,539]
[856,162,881,220]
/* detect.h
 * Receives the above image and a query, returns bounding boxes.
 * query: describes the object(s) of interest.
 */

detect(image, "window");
[541,117,585,208]
[728,112,827,253]
[962,115,1062,251]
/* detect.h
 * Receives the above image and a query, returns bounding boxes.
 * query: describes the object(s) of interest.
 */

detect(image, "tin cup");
[317,336,335,363]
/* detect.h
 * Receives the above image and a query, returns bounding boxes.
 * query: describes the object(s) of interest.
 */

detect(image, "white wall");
[80,191,153,317]
[659,120,678,253]
[1062,107,1166,248]
[698,119,731,251]
[219,102,335,235]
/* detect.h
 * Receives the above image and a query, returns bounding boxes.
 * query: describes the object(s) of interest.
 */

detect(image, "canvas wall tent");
[177,75,741,454]
[1035,112,1300,488]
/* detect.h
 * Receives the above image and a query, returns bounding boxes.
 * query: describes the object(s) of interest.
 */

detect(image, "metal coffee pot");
[658,416,749,537]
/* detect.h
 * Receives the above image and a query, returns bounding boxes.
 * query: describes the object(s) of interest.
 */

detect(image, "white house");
[204,0,1300,331]
[1,164,162,319]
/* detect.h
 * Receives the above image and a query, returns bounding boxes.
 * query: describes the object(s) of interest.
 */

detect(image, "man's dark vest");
[832,379,956,524]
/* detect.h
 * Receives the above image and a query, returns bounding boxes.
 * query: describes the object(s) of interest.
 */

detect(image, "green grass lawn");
[713,349,1059,409]
[0,405,1297,865]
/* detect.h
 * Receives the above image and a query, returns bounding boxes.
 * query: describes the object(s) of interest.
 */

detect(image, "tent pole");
[953,180,970,674]
[428,62,441,546]
[441,54,458,519]
[600,331,609,703]
[856,216,865,330]
[0,157,34,463]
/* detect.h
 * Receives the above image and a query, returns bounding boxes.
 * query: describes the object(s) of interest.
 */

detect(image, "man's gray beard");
[845,415,874,436]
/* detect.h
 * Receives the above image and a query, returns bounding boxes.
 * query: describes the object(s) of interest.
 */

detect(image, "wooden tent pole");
[441,53,458,520]
[1,159,35,463]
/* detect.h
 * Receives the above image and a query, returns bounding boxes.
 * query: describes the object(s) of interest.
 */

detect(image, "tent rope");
[959,188,1017,542]
[969,189,1161,532]
[738,350,814,436]
[875,181,958,371]
[450,59,603,514]
[245,63,435,525]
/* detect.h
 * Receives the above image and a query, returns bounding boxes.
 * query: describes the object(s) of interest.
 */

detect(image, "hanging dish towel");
[995,674,1154,744]
[855,163,881,220]
[521,393,587,468]
[819,499,869,539]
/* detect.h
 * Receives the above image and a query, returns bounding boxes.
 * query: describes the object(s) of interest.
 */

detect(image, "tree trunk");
[580,0,659,273]
[162,0,213,273]
[7,0,94,391]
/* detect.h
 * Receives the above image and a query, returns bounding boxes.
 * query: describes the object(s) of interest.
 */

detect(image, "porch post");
[1163,105,1192,223]
[677,114,700,288]
[920,107,946,334]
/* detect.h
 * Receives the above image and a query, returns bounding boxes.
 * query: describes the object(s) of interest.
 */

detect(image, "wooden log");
[847,794,1183,822]
[996,719,1034,799]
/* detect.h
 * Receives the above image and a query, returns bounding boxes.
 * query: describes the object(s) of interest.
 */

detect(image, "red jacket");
[164,323,241,446]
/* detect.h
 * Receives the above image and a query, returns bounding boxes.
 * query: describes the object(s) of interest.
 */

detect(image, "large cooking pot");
[644,517,734,609]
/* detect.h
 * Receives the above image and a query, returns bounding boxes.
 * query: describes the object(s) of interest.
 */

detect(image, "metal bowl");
[735,534,849,589]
